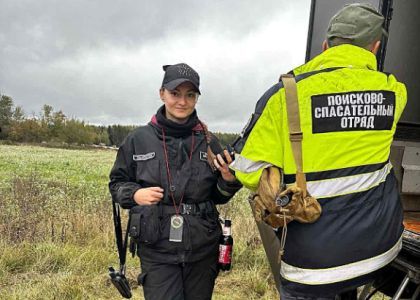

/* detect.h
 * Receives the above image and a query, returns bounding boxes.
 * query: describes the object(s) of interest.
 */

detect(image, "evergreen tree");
[0,95,14,139]
[12,106,25,122]
[107,124,136,146]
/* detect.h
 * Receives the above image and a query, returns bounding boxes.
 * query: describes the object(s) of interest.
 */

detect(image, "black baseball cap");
[161,63,201,94]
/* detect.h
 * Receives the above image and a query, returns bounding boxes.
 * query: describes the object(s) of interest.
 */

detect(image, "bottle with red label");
[218,219,233,271]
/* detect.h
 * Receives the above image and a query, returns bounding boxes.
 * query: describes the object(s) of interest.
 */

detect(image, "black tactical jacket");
[109,110,241,263]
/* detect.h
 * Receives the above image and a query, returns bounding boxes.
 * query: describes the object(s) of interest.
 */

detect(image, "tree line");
[0,94,238,147]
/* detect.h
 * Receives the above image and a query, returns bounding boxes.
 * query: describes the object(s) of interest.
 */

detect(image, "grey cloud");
[1,0,301,59]
[0,0,311,132]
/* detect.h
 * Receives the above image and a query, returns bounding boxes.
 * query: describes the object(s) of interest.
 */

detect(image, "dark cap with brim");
[161,63,201,94]
[327,3,387,47]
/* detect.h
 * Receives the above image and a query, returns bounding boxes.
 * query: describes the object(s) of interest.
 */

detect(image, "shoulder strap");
[198,120,222,171]
[233,67,343,153]
[280,74,307,197]
[112,201,130,274]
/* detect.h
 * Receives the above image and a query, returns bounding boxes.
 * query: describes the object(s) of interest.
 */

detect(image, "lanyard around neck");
[161,128,195,215]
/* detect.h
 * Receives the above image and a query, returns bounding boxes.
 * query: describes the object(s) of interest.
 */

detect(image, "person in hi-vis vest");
[231,3,407,299]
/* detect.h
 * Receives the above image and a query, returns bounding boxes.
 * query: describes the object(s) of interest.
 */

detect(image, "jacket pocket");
[185,161,216,200]
[135,159,161,186]
[129,205,160,245]
[187,215,221,251]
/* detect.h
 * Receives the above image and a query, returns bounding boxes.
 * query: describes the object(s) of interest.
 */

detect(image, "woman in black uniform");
[109,63,242,300]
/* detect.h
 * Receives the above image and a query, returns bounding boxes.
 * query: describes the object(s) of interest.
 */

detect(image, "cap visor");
[163,78,201,94]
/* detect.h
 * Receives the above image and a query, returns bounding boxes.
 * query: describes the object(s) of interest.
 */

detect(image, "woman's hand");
[133,187,164,205]
[214,150,237,182]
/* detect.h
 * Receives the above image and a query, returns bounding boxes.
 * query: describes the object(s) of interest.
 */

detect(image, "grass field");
[0,144,389,299]
[0,144,278,299]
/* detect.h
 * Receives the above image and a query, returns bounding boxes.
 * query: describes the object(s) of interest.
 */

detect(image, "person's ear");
[371,40,381,55]
[322,40,329,52]
[159,88,165,102]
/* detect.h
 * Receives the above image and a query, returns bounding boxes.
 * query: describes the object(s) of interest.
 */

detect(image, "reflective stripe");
[301,162,392,199]
[280,235,402,285]
[217,184,232,197]
[232,155,392,198]
[230,154,272,173]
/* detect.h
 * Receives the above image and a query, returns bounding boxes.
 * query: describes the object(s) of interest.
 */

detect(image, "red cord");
[161,128,195,215]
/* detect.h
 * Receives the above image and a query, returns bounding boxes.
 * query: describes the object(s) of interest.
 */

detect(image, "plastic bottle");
[218,219,233,271]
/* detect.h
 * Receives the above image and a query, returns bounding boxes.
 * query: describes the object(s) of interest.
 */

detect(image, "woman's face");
[160,81,199,124]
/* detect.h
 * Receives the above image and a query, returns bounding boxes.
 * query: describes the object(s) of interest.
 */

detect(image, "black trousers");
[138,253,219,300]
[280,285,358,300]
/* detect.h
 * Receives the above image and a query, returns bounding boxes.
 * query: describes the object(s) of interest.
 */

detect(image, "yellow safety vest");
[231,44,407,293]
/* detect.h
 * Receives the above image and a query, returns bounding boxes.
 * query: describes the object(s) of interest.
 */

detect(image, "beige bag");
[252,74,322,229]
[253,168,321,228]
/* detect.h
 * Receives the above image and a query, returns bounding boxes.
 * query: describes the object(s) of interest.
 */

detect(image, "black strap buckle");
[180,203,195,215]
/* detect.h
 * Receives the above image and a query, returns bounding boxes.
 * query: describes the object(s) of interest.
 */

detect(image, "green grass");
[0,144,389,299]
[0,144,279,299]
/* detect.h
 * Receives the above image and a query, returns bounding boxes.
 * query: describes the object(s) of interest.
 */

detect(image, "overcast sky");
[1,0,311,133]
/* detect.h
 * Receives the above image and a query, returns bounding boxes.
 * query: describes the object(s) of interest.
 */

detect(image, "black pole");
[305,0,317,63]
[377,0,393,71]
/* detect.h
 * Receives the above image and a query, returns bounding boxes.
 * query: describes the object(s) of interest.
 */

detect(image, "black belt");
[161,201,215,215]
